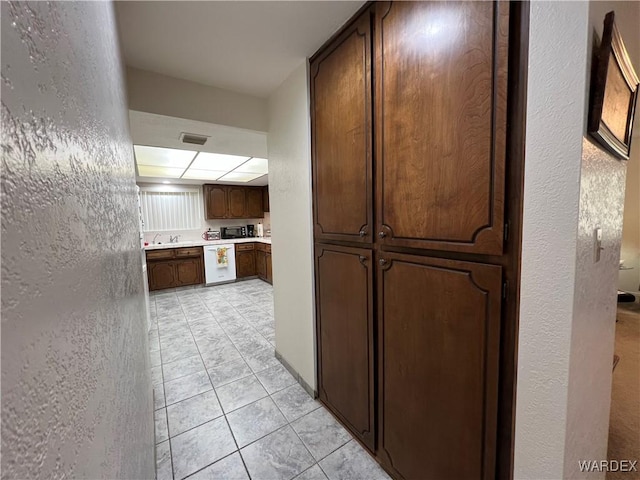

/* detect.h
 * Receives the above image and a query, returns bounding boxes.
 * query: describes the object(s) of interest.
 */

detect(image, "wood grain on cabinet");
[205,185,228,219]
[311,8,372,244]
[228,187,247,218]
[374,1,509,255]
[146,247,204,291]
[265,251,272,284]
[148,262,177,291]
[377,252,502,479]
[315,244,375,451]
[256,248,267,279]
[235,243,256,278]
[263,186,270,212]
[246,188,264,218]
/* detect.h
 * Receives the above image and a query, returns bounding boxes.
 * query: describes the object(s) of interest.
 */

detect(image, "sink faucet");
[169,235,181,243]
[152,233,161,244]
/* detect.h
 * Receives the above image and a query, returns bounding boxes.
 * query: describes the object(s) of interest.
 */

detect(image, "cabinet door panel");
[148,262,176,291]
[228,187,247,218]
[377,252,502,479]
[375,1,509,254]
[311,10,373,243]
[206,185,228,219]
[256,250,267,279]
[315,244,374,450]
[263,186,270,212]
[265,253,272,284]
[246,188,264,218]
[175,258,202,286]
[236,251,256,278]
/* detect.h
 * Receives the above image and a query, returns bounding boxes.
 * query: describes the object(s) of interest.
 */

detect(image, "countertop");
[144,237,271,251]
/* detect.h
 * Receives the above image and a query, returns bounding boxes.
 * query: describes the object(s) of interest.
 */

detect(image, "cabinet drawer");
[146,249,175,261]
[175,247,202,258]
[236,243,255,252]
[265,244,271,254]
[255,243,267,252]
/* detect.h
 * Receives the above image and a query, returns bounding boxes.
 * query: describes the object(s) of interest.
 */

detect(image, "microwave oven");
[221,226,246,239]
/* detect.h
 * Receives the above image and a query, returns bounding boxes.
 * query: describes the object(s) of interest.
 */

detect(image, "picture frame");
[588,11,639,160]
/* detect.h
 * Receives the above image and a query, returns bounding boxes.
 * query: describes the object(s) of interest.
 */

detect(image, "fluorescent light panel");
[134,145,197,168]
[137,165,186,177]
[181,169,228,180]
[191,152,250,171]
[217,172,264,182]
[234,157,268,174]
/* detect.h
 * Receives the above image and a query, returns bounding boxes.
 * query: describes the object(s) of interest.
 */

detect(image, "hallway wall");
[0,2,154,479]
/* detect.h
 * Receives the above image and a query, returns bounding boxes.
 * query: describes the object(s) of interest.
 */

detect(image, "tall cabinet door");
[377,252,502,479]
[315,244,375,451]
[311,9,373,244]
[205,185,228,219]
[375,1,509,255]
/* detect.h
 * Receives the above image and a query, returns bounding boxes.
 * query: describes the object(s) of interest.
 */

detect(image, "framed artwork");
[588,11,639,160]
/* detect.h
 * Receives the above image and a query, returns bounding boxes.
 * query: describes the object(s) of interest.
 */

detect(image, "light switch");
[594,227,603,262]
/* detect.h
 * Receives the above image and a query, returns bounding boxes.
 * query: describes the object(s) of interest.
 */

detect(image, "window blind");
[139,189,202,232]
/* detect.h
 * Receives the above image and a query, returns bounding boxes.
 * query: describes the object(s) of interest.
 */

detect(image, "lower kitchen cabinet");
[315,244,374,451]
[376,252,502,479]
[265,250,272,284]
[146,247,204,291]
[256,248,267,279]
[235,243,256,278]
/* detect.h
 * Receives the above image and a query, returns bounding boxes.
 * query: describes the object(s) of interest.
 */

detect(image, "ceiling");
[115,1,364,98]
[130,111,269,186]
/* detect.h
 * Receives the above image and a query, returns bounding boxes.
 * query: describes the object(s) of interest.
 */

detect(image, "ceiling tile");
[137,165,186,177]
[134,145,197,168]
[234,157,268,174]
[191,152,250,171]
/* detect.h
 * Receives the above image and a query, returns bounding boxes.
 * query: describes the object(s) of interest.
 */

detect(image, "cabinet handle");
[359,230,366,237]
[379,258,387,266]
[378,231,386,238]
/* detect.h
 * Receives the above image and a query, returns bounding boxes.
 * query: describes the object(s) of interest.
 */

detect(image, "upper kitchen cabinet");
[204,185,265,219]
[204,184,228,219]
[228,187,248,218]
[311,8,373,244]
[246,187,264,218]
[262,186,270,213]
[375,1,509,255]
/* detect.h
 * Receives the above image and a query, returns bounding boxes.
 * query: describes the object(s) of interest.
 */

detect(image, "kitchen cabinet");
[256,247,267,279]
[374,1,508,255]
[204,185,228,219]
[204,184,265,220]
[146,247,204,291]
[377,252,502,479]
[235,243,256,278]
[265,248,272,284]
[246,188,264,218]
[310,2,525,479]
[315,244,374,451]
[311,10,372,244]
[228,187,248,218]
[263,186,270,212]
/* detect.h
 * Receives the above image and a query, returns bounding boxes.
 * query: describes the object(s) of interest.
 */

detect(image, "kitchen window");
[139,186,203,232]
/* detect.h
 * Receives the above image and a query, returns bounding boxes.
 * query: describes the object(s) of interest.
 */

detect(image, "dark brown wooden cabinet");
[246,188,264,218]
[205,185,228,219]
[374,1,508,255]
[265,249,272,284]
[315,244,374,451]
[311,2,526,479]
[256,248,267,279]
[204,185,265,220]
[263,186,270,212]
[146,247,204,291]
[235,243,256,278]
[311,11,372,244]
[377,253,502,479]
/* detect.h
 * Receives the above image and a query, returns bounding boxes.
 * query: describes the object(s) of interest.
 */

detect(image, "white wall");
[1,2,153,478]
[267,62,317,389]
[516,2,636,478]
[126,66,268,132]
[514,2,589,478]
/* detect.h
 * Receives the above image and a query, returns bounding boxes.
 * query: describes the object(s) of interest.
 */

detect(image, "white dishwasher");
[204,244,236,285]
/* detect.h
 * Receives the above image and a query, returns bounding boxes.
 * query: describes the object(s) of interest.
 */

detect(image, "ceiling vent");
[180,132,209,146]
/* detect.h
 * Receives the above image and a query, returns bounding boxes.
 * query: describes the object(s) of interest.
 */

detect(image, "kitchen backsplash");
[143,213,271,244]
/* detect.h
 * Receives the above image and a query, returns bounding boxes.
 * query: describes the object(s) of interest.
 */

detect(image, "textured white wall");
[1,2,154,479]
[267,62,317,389]
[126,67,268,132]
[514,2,589,478]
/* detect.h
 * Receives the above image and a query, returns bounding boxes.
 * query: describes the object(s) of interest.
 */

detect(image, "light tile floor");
[149,279,390,480]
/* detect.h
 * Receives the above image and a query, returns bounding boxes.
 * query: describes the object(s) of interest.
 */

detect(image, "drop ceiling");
[115,1,364,98]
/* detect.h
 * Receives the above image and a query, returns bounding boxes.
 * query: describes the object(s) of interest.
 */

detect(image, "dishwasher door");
[204,244,236,285]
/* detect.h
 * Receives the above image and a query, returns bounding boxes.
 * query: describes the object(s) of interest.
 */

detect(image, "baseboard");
[275,350,317,399]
